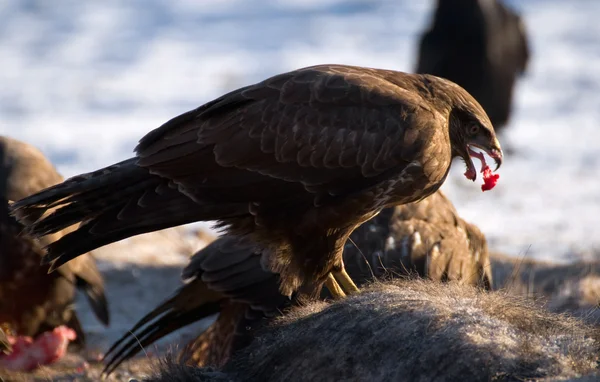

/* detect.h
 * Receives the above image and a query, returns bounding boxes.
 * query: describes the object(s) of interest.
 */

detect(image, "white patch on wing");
[385,236,396,251]
[411,231,422,250]
[430,243,440,259]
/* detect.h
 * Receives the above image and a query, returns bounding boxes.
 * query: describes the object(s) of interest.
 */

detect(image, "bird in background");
[10,64,502,302]
[101,190,492,374]
[0,135,109,348]
[416,0,530,131]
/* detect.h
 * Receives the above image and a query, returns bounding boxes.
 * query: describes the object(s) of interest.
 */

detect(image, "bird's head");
[444,83,503,184]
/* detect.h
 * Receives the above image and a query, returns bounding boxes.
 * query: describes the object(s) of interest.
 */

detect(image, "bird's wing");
[390,190,459,226]
[101,276,223,376]
[135,65,440,202]
[188,237,287,309]
[341,192,491,289]
[102,236,286,376]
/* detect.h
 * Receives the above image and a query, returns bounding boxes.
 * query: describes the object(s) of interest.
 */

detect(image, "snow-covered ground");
[1,0,599,263]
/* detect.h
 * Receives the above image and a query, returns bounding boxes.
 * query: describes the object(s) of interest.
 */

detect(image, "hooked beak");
[487,146,503,171]
[463,138,503,181]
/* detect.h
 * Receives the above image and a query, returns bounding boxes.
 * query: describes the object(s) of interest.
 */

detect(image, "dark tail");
[10,158,245,271]
[103,236,289,376]
[102,281,223,376]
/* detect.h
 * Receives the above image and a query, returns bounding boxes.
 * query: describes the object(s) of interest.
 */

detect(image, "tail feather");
[102,281,223,376]
[11,158,140,222]
[9,158,248,270]
[102,303,221,376]
[31,177,159,237]
[44,201,245,271]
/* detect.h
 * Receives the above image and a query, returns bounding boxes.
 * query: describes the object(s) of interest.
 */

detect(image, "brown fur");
[490,252,600,325]
[147,280,600,382]
[0,135,109,345]
[144,355,233,382]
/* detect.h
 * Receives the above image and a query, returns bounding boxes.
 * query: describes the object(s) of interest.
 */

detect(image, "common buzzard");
[11,64,502,298]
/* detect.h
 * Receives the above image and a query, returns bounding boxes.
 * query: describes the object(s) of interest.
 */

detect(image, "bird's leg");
[332,266,359,295]
[324,273,346,299]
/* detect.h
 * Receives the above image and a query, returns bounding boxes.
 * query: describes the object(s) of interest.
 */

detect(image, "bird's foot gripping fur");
[325,268,360,299]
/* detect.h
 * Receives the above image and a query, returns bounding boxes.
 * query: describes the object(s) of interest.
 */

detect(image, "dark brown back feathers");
[0,135,109,344]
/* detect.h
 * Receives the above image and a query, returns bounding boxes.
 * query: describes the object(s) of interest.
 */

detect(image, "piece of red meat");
[0,326,76,371]
[480,165,499,191]
[464,149,500,192]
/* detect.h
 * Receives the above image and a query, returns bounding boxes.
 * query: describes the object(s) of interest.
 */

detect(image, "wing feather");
[135,65,439,202]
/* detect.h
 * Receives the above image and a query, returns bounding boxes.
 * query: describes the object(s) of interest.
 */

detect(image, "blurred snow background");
[0,0,599,264]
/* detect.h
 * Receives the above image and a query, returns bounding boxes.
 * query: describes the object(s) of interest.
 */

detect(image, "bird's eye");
[468,123,480,135]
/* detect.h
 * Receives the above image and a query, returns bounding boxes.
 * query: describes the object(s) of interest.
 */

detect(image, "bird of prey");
[102,190,492,373]
[0,136,109,346]
[416,0,530,131]
[11,64,502,299]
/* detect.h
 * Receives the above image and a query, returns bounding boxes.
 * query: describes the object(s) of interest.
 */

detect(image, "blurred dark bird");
[0,329,10,354]
[145,279,600,382]
[0,136,109,347]
[11,64,502,299]
[416,0,530,131]
[102,190,492,373]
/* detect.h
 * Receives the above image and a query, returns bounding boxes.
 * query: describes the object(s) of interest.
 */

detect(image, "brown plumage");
[12,65,502,299]
[342,190,492,289]
[102,190,492,373]
[102,237,288,375]
[0,136,109,345]
[416,0,530,131]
